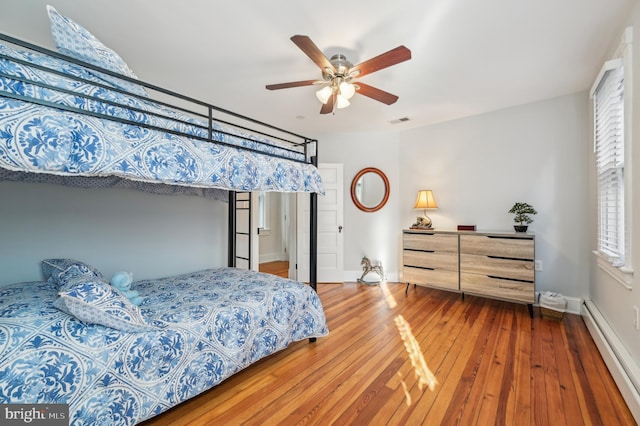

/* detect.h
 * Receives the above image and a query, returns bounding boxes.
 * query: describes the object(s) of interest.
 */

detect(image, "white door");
[296,163,344,283]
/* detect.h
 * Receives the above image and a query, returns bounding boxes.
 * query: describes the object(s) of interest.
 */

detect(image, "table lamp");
[412,189,438,229]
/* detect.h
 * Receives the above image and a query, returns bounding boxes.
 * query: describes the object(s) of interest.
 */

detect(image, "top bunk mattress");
[0,40,323,195]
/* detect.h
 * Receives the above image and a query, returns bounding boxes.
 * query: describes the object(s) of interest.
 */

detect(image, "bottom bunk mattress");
[0,267,329,425]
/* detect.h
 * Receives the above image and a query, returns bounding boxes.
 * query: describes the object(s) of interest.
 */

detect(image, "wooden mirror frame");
[350,167,390,213]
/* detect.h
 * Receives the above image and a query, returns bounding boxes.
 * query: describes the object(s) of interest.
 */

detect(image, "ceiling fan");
[266,35,411,114]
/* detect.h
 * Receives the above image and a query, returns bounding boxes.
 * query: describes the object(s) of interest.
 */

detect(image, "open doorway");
[258,192,293,278]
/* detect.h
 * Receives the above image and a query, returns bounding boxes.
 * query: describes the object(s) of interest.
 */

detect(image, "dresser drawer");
[460,235,534,259]
[403,232,458,252]
[403,250,458,271]
[403,266,459,291]
[460,272,535,303]
[460,254,534,282]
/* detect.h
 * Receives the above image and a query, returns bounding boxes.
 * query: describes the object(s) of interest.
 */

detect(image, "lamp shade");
[339,81,356,99]
[414,190,438,209]
[336,94,351,109]
[316,86,333,104]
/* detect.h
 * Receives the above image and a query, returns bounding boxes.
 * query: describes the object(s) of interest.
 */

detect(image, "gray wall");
[0,181,227,286]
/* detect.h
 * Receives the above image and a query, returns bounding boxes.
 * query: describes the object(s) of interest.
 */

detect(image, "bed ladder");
[228,191,252,270]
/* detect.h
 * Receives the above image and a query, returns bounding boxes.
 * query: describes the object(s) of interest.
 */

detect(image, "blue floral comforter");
[0,42,323,194]
[0,268,328,425]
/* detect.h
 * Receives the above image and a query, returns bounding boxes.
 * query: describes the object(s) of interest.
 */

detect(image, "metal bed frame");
[0,33,319,292]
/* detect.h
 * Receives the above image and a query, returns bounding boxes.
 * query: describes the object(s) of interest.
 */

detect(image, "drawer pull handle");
[487,275,534,283]
[487,255,533,261]
[405,265,435,271]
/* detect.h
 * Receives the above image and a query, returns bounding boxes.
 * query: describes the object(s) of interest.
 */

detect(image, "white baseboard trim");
[258,252,286,264]
[345,270,398,283]
[582,300,640,423]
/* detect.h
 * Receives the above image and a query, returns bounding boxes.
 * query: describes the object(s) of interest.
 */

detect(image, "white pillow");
[47,5,148,97]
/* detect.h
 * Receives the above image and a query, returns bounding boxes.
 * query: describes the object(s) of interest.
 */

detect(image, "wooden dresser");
[402,229,535,316]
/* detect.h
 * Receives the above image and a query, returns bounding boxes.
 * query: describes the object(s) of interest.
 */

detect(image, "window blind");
[593,61,624,263]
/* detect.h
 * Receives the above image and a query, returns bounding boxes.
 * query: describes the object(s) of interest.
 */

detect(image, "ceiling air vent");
[390,117,410,124]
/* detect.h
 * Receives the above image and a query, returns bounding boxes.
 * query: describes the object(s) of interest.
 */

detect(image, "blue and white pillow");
[47,5,148,97]
[42,258,105,288]
[54,277,157,332]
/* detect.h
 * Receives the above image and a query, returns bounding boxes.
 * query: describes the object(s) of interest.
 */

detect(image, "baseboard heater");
[582,300,640,423]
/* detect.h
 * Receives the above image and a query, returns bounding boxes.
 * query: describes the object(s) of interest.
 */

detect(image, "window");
[590,26,633,283]
[592,60,624,264]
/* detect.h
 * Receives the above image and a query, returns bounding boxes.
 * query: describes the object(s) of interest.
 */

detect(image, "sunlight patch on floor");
[399,375,412,406]
[379,282,397,309]
[377,283,437,398]
[394,314,438,393]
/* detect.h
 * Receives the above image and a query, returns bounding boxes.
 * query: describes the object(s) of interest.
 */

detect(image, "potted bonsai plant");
[508,202,537,232]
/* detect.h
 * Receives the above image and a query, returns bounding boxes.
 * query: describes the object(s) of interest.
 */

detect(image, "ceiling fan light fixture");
[266,35,412,114]
[336,94,350,109]
[339,81,356,99]
[316,85,333,104]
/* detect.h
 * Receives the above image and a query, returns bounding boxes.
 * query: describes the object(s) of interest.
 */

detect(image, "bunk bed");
[0,6,326,425]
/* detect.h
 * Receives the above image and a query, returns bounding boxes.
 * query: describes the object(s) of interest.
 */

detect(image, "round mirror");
[351,167,390,212]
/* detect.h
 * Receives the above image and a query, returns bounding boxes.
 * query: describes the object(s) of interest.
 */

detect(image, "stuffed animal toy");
[110,272,143,306]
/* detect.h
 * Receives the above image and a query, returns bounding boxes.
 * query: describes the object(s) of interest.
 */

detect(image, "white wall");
[588,1,640,379]
[318,131,401,281]
[258,192,286,263]
[318,93,590,298]
[0,181,227,286]
[399,93,591,299]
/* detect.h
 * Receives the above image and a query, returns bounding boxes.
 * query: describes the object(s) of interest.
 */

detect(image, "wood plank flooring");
[141,282,636,425]
[259,260,289,278]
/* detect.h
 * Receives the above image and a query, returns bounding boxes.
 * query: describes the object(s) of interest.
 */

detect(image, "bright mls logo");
[2,404,68,425]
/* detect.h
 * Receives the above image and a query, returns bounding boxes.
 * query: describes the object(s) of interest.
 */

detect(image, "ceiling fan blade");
[291,35,336,73]
[351,46,411,78]
[356,82,399,105]
[266,80,320,90]
[320,94,335,114]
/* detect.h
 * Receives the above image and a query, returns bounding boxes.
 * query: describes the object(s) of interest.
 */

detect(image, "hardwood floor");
[142,282,636,425]
[259,260,289,278]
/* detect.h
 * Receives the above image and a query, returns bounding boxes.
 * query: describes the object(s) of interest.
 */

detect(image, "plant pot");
[514,225,528,233]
